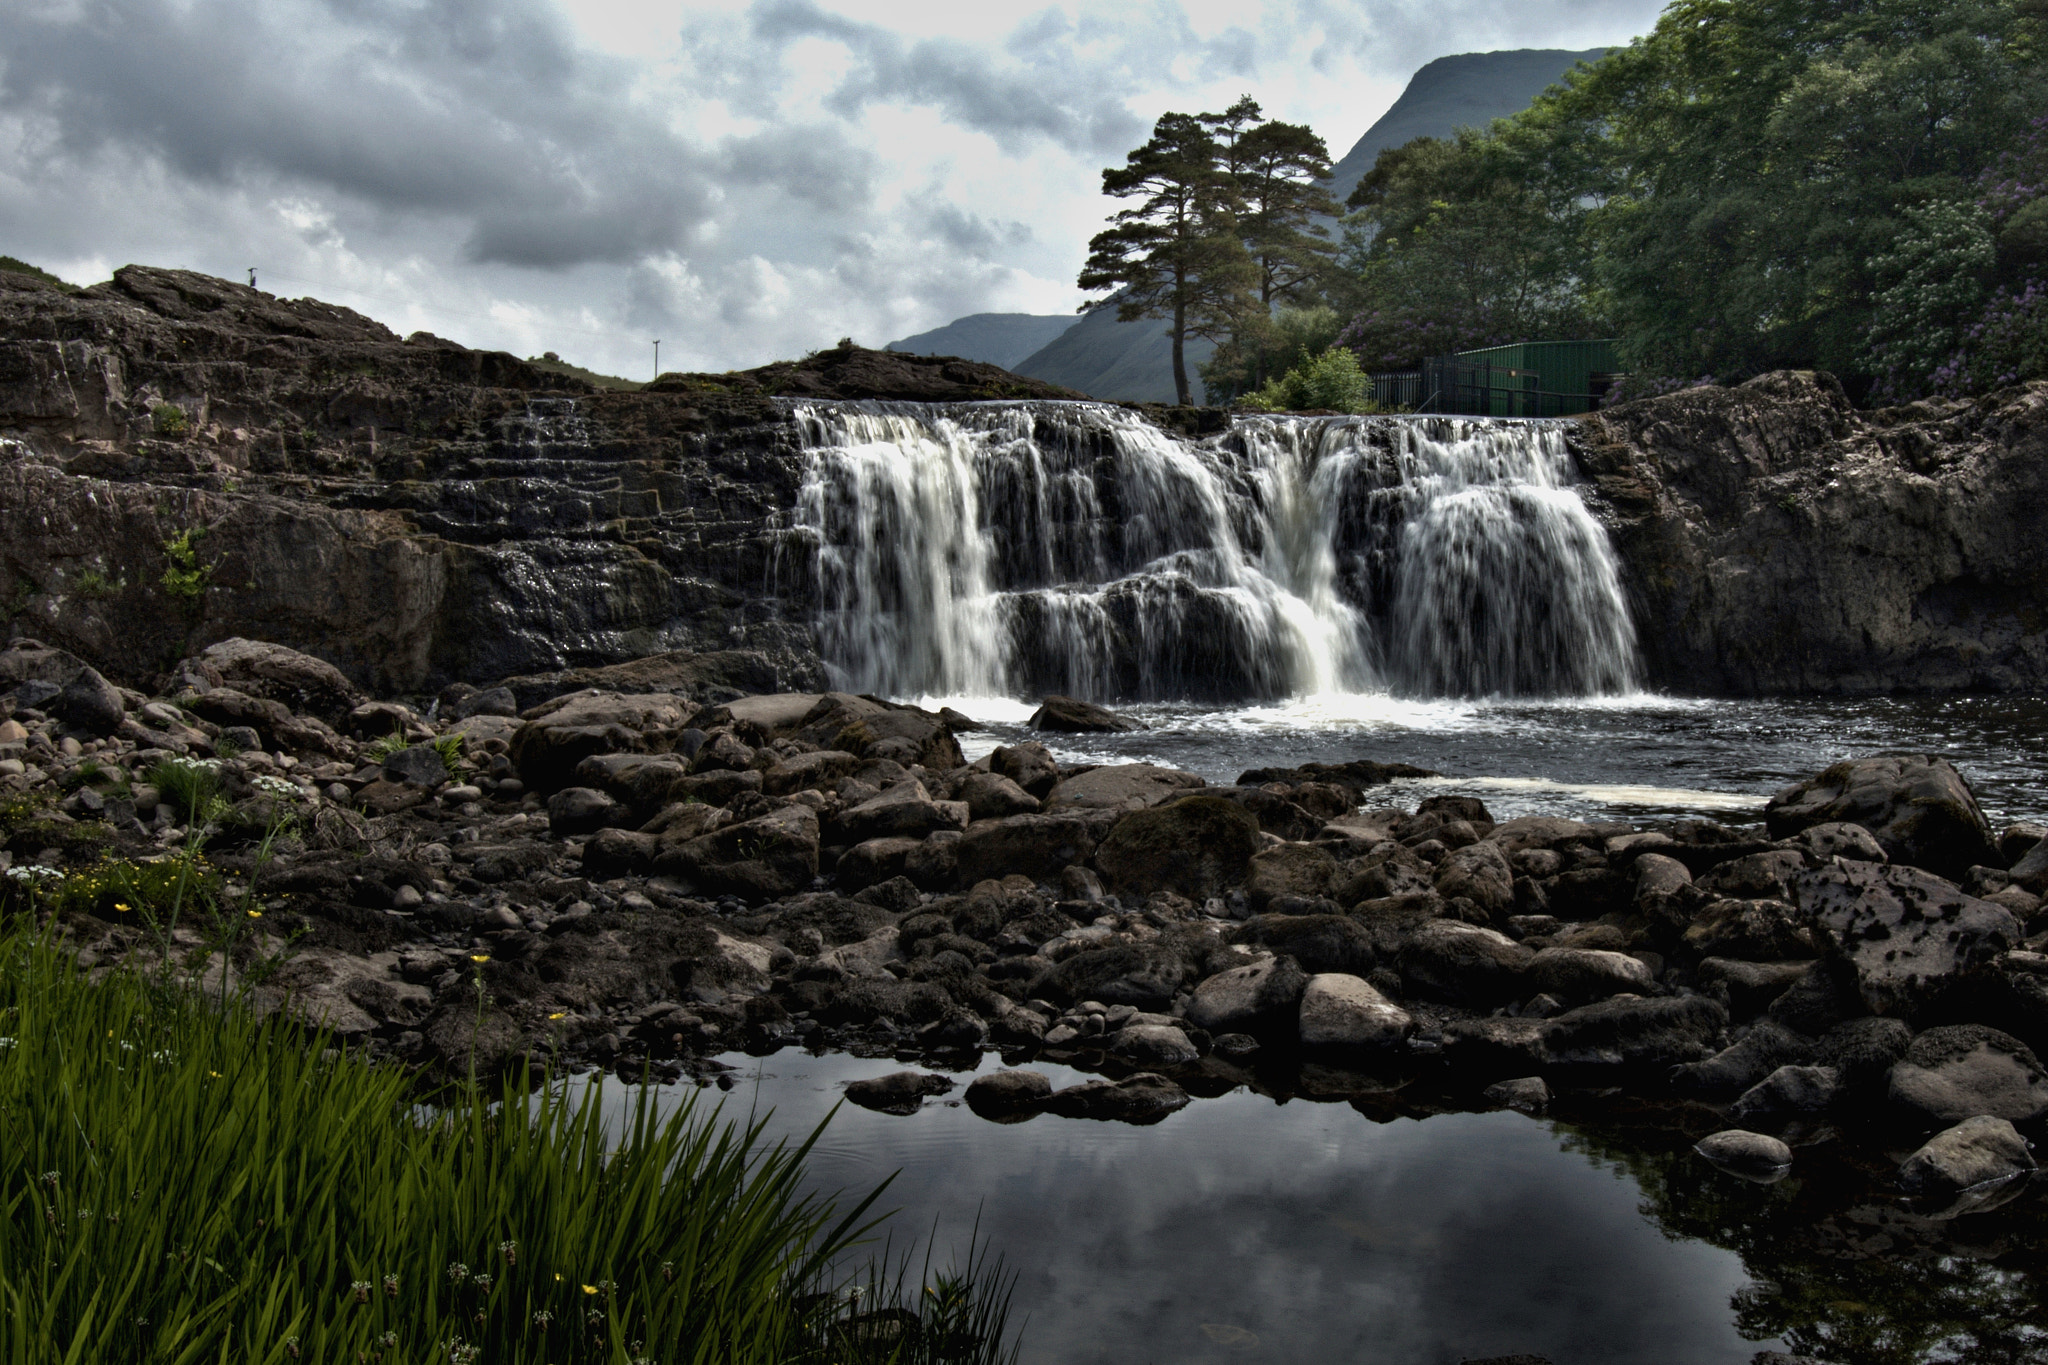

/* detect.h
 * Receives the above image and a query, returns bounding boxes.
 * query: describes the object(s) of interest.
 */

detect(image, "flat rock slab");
[844,1070,955,1114]
[1041,1072,1190,1124]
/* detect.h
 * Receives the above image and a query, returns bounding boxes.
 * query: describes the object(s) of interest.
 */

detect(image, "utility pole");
[652,340,661,380]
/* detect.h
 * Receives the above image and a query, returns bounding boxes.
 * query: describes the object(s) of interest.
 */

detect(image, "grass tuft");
[0,928,1019,1363]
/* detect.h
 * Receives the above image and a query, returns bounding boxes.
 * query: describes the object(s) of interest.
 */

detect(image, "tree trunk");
[1171,293,1190,406]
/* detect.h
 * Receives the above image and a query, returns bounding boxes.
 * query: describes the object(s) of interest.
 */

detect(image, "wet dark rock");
[953,812,1100,887]
[955,770,1040,819]
[1798,861,2019,1016]
[1525,947,1655,1004]
[989,741,1060,798]
[1093,796,1261,902]
[1696,957,1815,1019]
[51,665,125,736]
[1297,972,1412,1048]
[1027,694,1143,733]
[1897,1115,2037,1199]
[843,1070,955,1114]
[1694,1129,1794,1182]
[1042,1072,1190,1124]
[1231,914,1375,976]
[1243,843,1339,912]
[1537,994,1727,1070]
[1433,840,1515,919]
[1482,1076,1551,1114]
[1672,1019,1819,1100]
[1041,941,1193,1011]
[383,743,450,788]
[1766,755,1998,879]
[965,1068,1053,1116]
[1043,762,1203,812]
[512,691,696,794]
[1186,956,1308,1033]
[1398,920,1534,1008]
[1888,1024,2048,1126]
[1682,897,1817,962]
[1111,1022,1201,1066]
[1729,1064,1842,1126]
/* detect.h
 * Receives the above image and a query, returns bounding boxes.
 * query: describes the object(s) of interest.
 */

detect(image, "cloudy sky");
[0,0,1665,377]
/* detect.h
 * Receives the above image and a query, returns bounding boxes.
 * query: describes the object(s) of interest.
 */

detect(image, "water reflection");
[1560,1120,2048,1365]
[645,1053,1771,1365]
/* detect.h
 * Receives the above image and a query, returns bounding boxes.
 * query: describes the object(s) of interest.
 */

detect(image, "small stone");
[479,905,522,931]
[1110,1023,1201,1066]
[1694,1129,1794,1182]
[391,884,424,910]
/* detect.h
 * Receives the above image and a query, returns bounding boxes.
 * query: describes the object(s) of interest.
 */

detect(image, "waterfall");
[787,401,1637,702]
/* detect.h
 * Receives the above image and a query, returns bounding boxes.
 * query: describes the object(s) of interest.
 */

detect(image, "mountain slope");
[1326,47,1609,205]
[1011,305,1216,405]
[884,313,1077,369]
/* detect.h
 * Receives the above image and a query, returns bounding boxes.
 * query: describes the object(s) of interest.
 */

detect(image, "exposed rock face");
[1576,371,2048,694]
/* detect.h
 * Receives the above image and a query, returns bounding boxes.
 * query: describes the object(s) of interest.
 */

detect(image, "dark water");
[629,1052,2048,1365]
[928,692,2048,829]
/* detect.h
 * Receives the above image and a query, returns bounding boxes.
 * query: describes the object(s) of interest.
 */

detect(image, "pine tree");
[1078,111,1258,405]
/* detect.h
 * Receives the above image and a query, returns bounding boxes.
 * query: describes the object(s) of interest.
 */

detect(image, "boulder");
[1230,914,1376,976]
[1697,849,1811,901]
[762,749,860,796]
[1432,840,1515,919]
[965,1069,1053,1117]
[1041,1072,1190,1124]
[1694,1130,1794,1183]
[1044,762,1204,812]
[1041,941,1191,1011]
[193,637,362,725]
[1728,1064,1842,1126]
[1486,816,1598,856]
[511,691,695,794]
[1111,1023,1201,1066]
[1093,796,1262,902]
[952,812,1100,887]
[1798,862,2020,1016]
[1525,947,1655,1004]
[671,804,821,901]
[838,781,968,843]
[843,1071,955,1115]
[547,787,625,836]
[2012,836,2048,894]
[1398,920,1533,1007]
[955,770,1041,819]
[1297,973,1412,1048]
[1186,956,1309,1033]
[1888,1024,2048,1126]
[1682,898,1818,962]
[989,741,1060,797]
[51,665,125,736]
[1243,843,1339,912]
[1696,957,1815,1018]
[184,687,350,758]
[697,692,825,737]
[1897,1115,2037,1199]
[1538,994,1728,1070]
[1028,695,1143,732]
[1765,755,1998,878]
[574,753,696,813]
[806,694,963,769]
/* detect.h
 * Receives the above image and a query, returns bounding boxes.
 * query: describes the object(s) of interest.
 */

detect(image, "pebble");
[1694,1129,1794,1182]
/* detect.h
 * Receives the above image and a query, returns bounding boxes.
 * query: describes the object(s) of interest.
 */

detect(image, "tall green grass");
[0,929,1016,1363]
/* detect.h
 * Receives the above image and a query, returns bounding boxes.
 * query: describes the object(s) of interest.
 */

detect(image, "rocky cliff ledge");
[0,266,1073,695]
[1578,371,2048,693]
[3,265,2045,697]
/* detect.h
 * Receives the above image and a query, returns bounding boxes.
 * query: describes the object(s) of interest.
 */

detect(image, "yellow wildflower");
[582,1284,597,1295]
[470,954,490,964]
[114,903,131,913]
[247,909,262,918]
[547,1012,566,1021]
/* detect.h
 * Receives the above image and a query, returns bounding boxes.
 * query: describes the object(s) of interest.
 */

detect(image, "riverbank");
[7,636,2048,1214]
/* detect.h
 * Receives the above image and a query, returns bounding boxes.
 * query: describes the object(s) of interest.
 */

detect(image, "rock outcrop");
[1577,371,2048,693]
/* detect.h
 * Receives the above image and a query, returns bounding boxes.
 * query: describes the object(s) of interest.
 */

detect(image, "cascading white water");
[787,401,1637,702]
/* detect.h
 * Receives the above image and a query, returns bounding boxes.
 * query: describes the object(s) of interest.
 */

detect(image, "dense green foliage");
[1078,99,1339,404]
[1338,0,2048,398]
[0,258,67,289]
[0,928,1016,1364]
